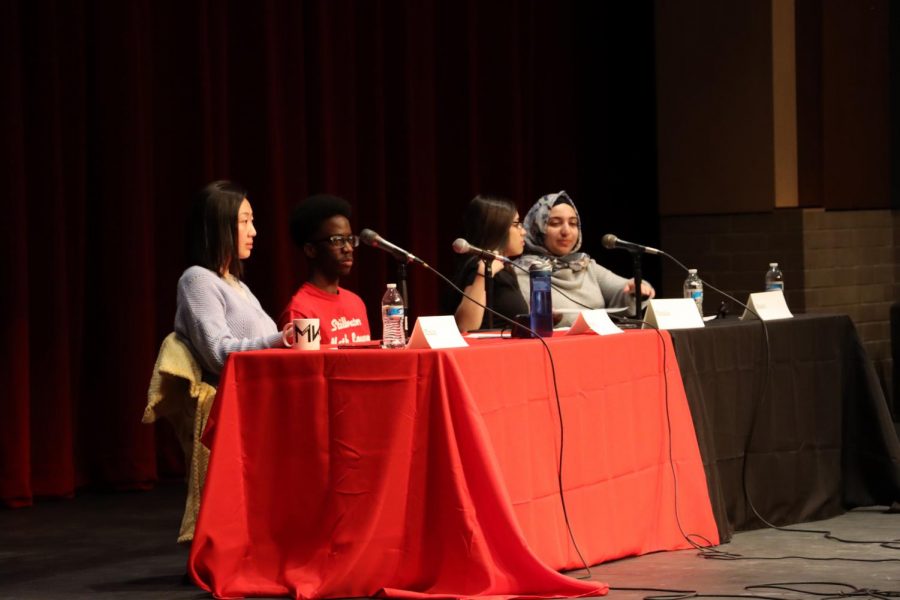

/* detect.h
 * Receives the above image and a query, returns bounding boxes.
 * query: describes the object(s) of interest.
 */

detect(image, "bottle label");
[690,291,702,301]
[386,306,404,317]
[531,277,550,292]
[765,282,784,291]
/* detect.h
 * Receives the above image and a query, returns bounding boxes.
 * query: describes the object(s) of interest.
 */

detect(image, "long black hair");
[440,194,518,316]
[462,194,517,253]
[187,180,248,279]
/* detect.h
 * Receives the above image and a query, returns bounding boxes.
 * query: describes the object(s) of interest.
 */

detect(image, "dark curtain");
[0,0,658,507]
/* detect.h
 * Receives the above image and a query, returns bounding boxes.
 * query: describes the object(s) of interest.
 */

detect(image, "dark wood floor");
[1,482,898,600]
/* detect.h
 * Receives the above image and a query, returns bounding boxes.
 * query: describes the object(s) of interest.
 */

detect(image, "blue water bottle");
[529,261,553,337]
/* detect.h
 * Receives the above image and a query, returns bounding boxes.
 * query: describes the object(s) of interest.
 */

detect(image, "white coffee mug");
[282,318,321,350]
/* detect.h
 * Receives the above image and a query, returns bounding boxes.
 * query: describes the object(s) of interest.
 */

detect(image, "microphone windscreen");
[451,238,470,254]
[601,234,618,250]
[359,229,378,245]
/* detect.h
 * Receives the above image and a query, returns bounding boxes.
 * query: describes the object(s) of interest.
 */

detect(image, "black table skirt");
[669,313,900,541]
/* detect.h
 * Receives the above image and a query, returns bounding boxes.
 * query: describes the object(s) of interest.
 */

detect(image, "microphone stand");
[482,256,494,329]
[630,250,644,318]
[396,262,409,334]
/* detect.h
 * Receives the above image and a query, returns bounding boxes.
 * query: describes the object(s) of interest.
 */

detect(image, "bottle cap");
[529,259,552,273]
[769,263,778,268]
[688,268,697,274]
[386,283,397,289]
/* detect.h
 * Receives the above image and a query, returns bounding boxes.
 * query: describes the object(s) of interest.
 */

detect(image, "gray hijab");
[519,191,590,272]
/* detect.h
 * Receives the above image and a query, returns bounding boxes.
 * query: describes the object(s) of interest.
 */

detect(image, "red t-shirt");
[280,282,371,345]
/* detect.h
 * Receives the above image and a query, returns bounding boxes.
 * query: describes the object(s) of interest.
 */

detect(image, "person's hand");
[623,279,655,299]
[476,258,506,277]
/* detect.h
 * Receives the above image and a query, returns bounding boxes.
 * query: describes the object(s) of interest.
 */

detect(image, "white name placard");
[566,310,623,336]
[406,316,469,349]
[642,298,705,330]
[740,291,793,321]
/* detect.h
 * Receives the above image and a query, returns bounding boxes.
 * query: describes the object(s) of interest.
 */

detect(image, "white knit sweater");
[174,266,282,376]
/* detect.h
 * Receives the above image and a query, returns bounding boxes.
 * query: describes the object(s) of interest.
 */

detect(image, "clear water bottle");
[683,268,703,316]
[529,261,553,337]
[765,263,784,292]
[381,283,406,349]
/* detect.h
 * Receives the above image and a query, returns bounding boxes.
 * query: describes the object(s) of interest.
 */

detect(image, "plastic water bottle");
[683,268,703,316]
[529,261,553,337]
[765,263,784,292]
[381,283,406,349]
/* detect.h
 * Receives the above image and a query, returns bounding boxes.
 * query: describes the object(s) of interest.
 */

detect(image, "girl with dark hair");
[513,190,655,328]
[174,181,283,379]
[441,195,528,331]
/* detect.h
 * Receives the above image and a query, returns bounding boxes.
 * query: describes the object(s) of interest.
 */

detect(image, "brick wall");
[660,208,899,415]
[659,210,806,313]
[800,209,898,401]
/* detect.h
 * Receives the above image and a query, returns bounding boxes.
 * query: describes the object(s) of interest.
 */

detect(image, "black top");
[440,258,529,331]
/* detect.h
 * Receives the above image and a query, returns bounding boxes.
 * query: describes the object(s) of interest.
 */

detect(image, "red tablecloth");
[189,331,718,599]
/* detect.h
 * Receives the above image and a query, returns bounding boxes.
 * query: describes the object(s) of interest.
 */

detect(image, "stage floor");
[1,482,898,600]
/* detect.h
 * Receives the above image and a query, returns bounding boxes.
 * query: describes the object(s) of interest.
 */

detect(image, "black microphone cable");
[614,315,723,556]
[659,252,900,557]
[631,581,900,600]
[419,262,595,580]
[359,238,593,573]
[504,258,648,319]
[506,257,724,567]
[506,257,723,562]
[656,252,774,530]
[510,251,900,568]
[510,249,783,558]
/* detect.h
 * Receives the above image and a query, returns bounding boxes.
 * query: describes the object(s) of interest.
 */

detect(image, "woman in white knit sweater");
[174,180,283,380]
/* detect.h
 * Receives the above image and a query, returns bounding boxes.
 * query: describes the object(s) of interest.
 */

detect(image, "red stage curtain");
[0,1,658,506]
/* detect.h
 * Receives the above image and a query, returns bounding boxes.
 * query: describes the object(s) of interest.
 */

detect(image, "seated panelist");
[279,194,371,345]
[440,195,528,332]
[513,191,655,328]
[175,180,283,380]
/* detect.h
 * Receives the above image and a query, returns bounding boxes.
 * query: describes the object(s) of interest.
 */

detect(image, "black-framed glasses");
[313,235,360,248]
[511,220,524,229]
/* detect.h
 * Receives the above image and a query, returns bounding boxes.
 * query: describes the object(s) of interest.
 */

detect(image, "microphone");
[601,234,661,255]
[359,229,425,265]
[451,239,512,263]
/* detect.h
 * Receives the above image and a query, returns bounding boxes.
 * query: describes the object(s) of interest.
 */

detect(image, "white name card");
[740,291,793,321]
[566,310,623,336]
[642,298,705,330]
[407,316,469,349]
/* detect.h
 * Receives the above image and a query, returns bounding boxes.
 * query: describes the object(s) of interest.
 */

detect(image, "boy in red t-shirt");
[279,195,371,345]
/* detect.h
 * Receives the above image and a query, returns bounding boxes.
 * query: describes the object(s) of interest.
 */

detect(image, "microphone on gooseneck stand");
[359,229,427,266]
[600,232,762,320]
[451,238,513,264]
[601,234,661,255]
[452,238,511,329]
[359,229,427,336]
[599,233,655,317]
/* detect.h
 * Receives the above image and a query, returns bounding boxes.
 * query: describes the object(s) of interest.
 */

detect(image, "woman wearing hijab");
[514,190,655,328]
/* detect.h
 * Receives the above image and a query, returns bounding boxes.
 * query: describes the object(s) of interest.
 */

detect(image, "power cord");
[617,316,724,555]
[608,581,900,600]
[659,252,900,558]
[423,263,594,580]
[508,259,723,562]
[535,251,900,560]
